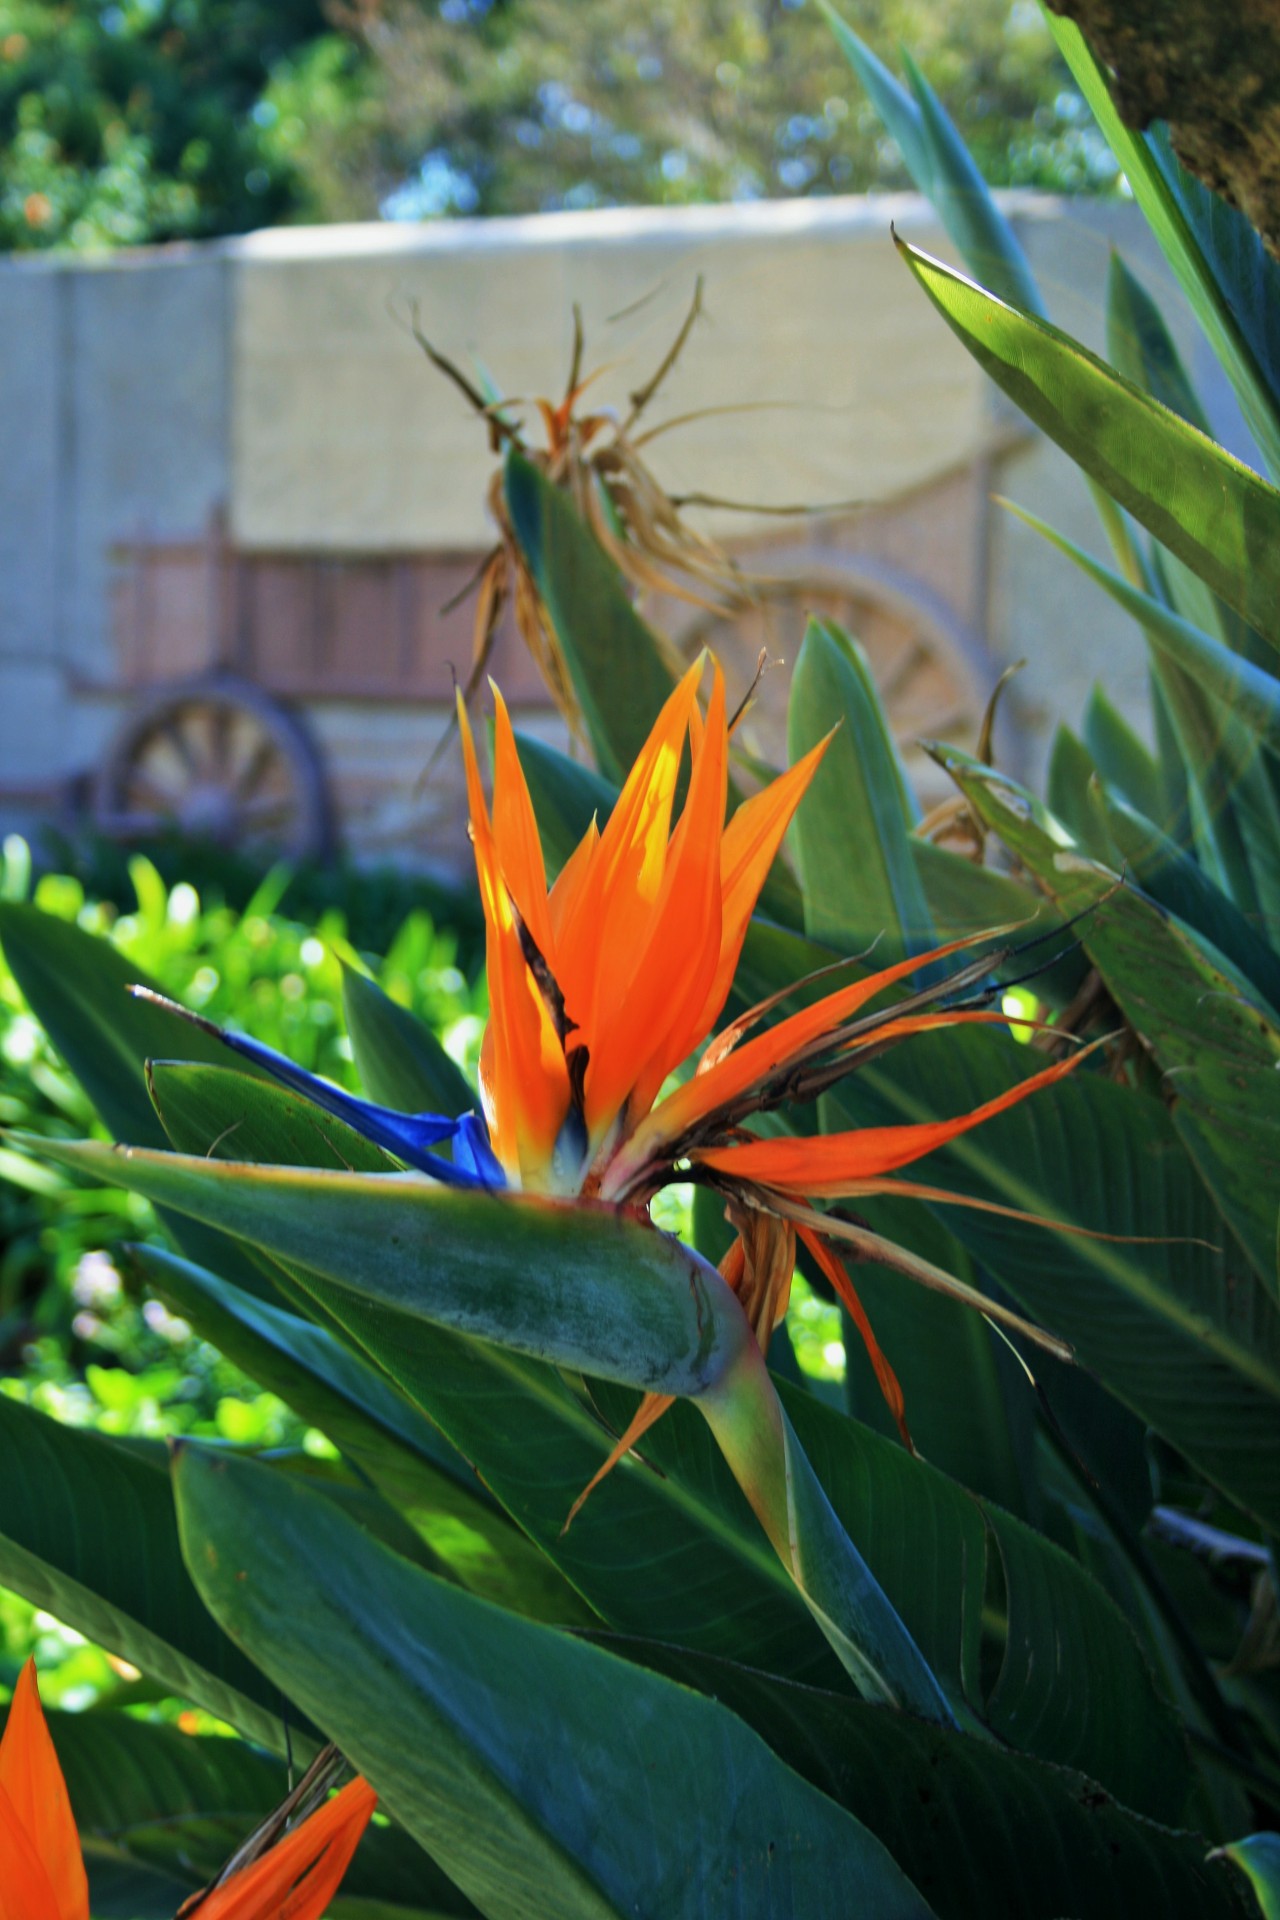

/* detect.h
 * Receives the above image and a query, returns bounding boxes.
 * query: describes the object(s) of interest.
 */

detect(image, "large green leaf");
[1046,12,1280,479]
[22,1133,957,1716]
[141,1061,597,1624]
[735,921,1280,1535]
[503,450,676,785]
[22,1133,850,1693]
[0,1394,307,1756]
[341,964,476,1118]
[603,1644,1249,1920]
[778,1381,1190,1822]
[16,1126,1199,1810]
[788,618,930,958]
[173,1443,939,1920]
[937,747,1280,1291]
[895,235,1280,657]
[21,1709,476,1919]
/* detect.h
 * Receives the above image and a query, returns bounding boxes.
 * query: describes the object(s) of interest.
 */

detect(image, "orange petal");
[198,1776,377,1920]
[0,1660,87,1920]
[459,693,570,1179]
[0,1784,63,1920]
[562,658,704,1042]
[562,1391,676,1532]
[490,684,556,965]
[796,1225,912,1451]
[692,731,833,1043]
[628,923,1017,1171]
[587,661,728,1134]
[693,1037,1104,1192]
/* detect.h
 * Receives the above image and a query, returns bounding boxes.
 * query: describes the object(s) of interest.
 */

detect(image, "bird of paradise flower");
[0,1659,375,1918]
[140,652,1096,1522]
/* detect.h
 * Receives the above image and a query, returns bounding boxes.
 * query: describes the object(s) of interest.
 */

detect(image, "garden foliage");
[1,5,1279,1916]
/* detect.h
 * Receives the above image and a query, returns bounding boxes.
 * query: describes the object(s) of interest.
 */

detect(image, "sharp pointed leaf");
[173,1444,939,1920]
[341,964,476,1119]
[896,235,1280,657]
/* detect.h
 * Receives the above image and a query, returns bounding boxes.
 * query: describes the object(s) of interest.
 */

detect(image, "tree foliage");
[0,0,1104,251]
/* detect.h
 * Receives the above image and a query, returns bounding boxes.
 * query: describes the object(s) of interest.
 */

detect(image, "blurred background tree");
[0,0,1115,252]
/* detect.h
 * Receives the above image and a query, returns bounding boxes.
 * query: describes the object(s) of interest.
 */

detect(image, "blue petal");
[452,1112,507,1187]
[130,989,504,1190]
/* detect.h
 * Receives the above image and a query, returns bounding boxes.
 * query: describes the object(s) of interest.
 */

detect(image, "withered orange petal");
[198,1776,377,1920]
[490,684,556,963]
[633,922,1021,1162]
[796,1225,912,1451]
[562,1391,676,1532]
[0,1660,87,1920]
[590,662,728,1131]
[693,1036,1104,1191]
[0,1785,62,1920]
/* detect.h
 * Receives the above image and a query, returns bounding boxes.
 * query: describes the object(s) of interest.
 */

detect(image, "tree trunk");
[1046,0,1280,255]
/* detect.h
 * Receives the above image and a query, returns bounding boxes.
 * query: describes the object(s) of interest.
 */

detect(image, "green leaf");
[788,618,932,958]
[133,1238,584,1626]
[938,747,1280,1293]
[1003,500,1280,756]
[0,1394,308,1756]
[605,1645,1250,1920]
[896,235,1280,657]
[173,1443,939,1920]
[1217,1834,1280,1920]
[1106,249,1212,435]
[503,450,676,784]
[818,2,1042,317]
[1098,788,1280,1015]
[512,727,618,881]
[780,1381,1191,1822]
[1046,725,1108,857]
[1047,12,1280,478]
[22,1131,849,1692]
[341,964,476,1118]
[1083,684,1166,827]
[23,1132,953,1716]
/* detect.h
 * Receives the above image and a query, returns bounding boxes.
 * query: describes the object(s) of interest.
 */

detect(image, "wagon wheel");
[675,560,985,808]
[94,675,332,863]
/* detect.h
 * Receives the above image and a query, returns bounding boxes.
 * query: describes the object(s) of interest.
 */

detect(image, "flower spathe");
[0,1658,376,1920]
[458,655,830,1192]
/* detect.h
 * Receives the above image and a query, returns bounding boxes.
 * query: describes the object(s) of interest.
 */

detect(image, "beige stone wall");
[228,197,994,554]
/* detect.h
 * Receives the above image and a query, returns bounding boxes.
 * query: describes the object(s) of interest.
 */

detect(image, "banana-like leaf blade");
[173,1443,940,1920]
[0,1394,309,1756]
[604,1644,1248,1919]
